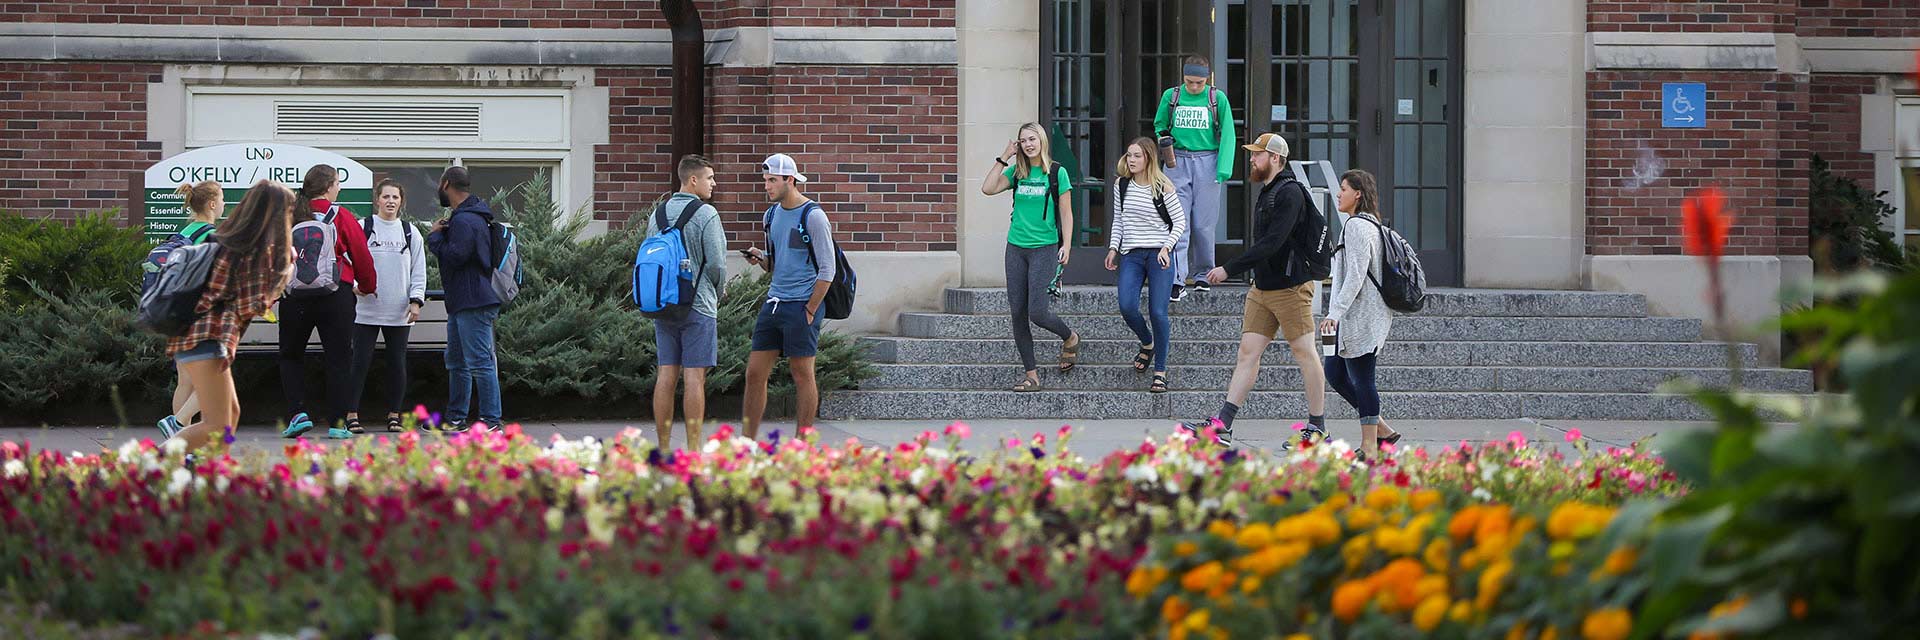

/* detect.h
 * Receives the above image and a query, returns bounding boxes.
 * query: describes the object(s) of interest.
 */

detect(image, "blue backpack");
[631,198,705,321]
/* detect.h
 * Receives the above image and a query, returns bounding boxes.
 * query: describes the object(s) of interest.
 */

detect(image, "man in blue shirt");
[740,153,836,440]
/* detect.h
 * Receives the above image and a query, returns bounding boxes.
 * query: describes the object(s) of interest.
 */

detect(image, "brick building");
[1,1,1916,345]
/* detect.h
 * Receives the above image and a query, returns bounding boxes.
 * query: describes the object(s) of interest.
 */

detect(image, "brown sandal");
[1011,378,1043,393]
[1058,333,1081,373]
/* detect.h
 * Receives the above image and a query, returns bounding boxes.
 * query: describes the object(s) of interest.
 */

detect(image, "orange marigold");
[1332,580,1377,622]
[1582,608,1632,640]
[1599,546,1638,578]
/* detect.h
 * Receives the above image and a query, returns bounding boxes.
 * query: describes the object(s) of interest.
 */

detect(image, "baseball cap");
[761,153,808,183]
[1241,132,1290,157]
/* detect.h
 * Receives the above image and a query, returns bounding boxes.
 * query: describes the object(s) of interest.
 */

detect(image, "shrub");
[0,209,150,308]
[0,286,169,414]
[1809,156,1906,274]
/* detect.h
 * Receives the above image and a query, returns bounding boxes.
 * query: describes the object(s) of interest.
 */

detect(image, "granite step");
[943,286,1649,318]
[858,337,1762,369]
[819,389,1804,422]
[858,364,1813,394]
[898,313,1703,342]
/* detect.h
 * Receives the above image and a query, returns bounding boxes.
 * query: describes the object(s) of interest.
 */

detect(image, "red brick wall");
[1796,1,1920,38]
[0,62,162,219]
[1588,1,1794,33]
[1586,71,1810,257]
[4,1,953,29]
[599,65,959,253]
[1807,74,1877,190]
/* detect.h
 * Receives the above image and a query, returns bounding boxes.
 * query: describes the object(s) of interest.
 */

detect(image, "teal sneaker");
[326,426,353,439]
[156,415,183,440]
[280,413,314,439]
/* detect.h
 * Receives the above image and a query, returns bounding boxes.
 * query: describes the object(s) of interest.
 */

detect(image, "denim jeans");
[445,304,502,425]
[1324,352,1380,424]
[1115,248,1174,372]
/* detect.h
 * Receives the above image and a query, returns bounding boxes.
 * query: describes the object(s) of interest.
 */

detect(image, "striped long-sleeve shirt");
[1108,177,1187,252]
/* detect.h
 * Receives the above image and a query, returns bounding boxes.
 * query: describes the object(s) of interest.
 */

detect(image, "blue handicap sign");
[1662,83,1706,128]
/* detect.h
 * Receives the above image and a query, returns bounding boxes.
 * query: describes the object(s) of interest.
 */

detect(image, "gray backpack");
[287,206,341,297]
[136,242,224,336]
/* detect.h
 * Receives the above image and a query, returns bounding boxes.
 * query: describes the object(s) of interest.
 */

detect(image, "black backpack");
[764,201,857,320]
[139,223,216,295]
[362,215,414,254]
[1116,177,1174,231]
[136,242,224,336]
[1279,176,1335,281]
[1350,215,1429,313]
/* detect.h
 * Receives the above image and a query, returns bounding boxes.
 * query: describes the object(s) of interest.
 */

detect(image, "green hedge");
[0,209,150,309]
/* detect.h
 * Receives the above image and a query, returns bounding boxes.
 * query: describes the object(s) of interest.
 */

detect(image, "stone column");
[956,1,1041,286]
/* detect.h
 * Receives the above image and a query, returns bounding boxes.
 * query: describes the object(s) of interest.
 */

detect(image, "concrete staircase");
[819,286,1813,421]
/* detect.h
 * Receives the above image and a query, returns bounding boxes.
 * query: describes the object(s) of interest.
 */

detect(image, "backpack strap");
[1044,162,1064,241]
[185,223,215,244]
[797,200,823,270]
[361,214,375,239]
[323,204,340,224]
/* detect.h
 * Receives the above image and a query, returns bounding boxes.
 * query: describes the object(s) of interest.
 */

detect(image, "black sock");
[1308,414,1325,429]
[1217,402,1240,429]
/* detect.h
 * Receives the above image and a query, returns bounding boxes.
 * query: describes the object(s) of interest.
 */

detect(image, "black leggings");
[350,323,412,416]
[277,287,356,427]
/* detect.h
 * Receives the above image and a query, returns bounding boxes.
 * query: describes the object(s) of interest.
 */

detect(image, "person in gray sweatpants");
[1154,54,1237,301]
[982,123,1081,392]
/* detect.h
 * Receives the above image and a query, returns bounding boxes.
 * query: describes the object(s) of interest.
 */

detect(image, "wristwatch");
[408,297,425,308]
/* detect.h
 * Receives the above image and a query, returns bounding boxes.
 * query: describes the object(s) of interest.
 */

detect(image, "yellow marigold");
[1411,489,1444,513]
[1581,608,1632,640]
[1273,516,1308,543]
[1174,541,1199,558]
[1235,522,1274,549]
[1475,560,1512,612]
[1414,575,1449,603]
[1303,511,1342,547]
[1414,595,1450,632]
[1599,546,1638,578]
[1171,626,1189,640]
[1181,561,1225,593]
[1207,629,1227,640]
[1376,526,1424,557]
[1341,534,1374,571]
[1126,565,1169,597]
[1207,569,1238,600]
[1322,493,1352,512]
[1346,506,1382,531]
[1162,595,1190,623]
[1233,541,1310,577]
[1365,486,1405,511]
[1448,506,1483,542]
[1240,575,1263,595]
[1506,623,1531,640]
[1549,541,1577,562]
[1332,580,1377,622]
[1378,558,1427,611]
[1541,626,1560,640]
[1474,505,1514,548]
[1449,600,1473,623]
[1548,503,1616,541]
[1424,538,1453,573]
[1182,608,1212,632]
[1265,494,1288,506]
[1207,519,1238,539]
[1284,635,1312,640]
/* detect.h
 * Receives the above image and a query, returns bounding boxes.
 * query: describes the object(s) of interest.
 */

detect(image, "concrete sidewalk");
[1,418,1709,460]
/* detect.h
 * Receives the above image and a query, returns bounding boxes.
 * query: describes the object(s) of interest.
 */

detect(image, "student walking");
[428,166,504,432]
[344,179,428,434]
[646,155,728,448]
[1153,54,1236,301]
[152,180,224,441]
[1180,133,1330,445]
[278,165,378,439]
[741,153,834,440]
[165,181,296,452]
[1105,137,1186,393]
[980,122,1080,392]
[1322,169,1403,455]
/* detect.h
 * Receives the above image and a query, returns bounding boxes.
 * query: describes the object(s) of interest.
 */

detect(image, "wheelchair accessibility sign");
[1662,83,1706,129]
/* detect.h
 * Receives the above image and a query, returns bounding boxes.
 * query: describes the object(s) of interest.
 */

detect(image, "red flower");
[1682,187,1731,258]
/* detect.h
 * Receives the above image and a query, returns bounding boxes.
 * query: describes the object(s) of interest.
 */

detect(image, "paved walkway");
[2,418,1713,460]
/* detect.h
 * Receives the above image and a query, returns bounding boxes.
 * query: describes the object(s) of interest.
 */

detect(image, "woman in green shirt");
[981,123,1081,392]
[155,180,225,441]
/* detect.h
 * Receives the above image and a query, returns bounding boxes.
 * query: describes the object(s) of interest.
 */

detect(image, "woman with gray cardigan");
[1319,170,1403,454]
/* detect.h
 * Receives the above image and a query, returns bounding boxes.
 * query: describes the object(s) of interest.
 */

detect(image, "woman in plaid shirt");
[166,181,296,452]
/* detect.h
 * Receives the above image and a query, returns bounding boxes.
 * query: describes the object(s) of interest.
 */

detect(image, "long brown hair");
[375,178,405,210]
[216,180,295,269]
[299,165,337,200]
[1340,169,1380,219]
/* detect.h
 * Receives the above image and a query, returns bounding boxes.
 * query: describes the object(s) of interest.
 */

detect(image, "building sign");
[1661,82,1706,129]
[141,143,372,242]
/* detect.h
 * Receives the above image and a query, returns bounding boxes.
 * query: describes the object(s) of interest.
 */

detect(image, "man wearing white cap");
[1180,132,1330,446]
[740,153,836,439]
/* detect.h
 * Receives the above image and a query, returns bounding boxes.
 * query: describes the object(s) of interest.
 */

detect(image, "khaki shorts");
[1241,282,1317,341]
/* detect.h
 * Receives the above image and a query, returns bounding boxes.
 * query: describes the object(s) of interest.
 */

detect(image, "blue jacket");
[428,195,501,313]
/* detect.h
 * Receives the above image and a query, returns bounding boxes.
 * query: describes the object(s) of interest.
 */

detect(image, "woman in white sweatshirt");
[1320,169,1403,454]
[1105,137,1187,393]
[346,179,429,432]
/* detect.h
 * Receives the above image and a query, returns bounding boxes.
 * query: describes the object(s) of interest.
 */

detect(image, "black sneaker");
[1191,281,1211,293]
[1170,284,1188,303]
[1281,426,1329,451]
[1177,416,1232,446]
[442,420,469,433]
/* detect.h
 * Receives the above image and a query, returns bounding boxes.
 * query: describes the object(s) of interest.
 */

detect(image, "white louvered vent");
[275,102,482,139]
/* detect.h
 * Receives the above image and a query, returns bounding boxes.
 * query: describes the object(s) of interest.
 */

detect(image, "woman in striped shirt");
[1105,137,1188,392]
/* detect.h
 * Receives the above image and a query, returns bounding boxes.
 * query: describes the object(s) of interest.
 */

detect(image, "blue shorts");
[173,340,227,365]
[654,312,718,368]
[750,300,825,358]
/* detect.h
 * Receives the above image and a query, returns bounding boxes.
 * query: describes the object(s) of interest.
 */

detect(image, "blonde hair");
[1114,137,1175,197]
[1013,123,1056,181]
[174,180,222,221]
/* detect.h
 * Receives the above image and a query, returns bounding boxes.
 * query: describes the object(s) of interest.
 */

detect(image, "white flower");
[1198,498,1221,511]
[332,468,352,489]
[163,438,186,456]
[1123,464,1159,484]
[734,532,761,556]
[909,468,928,486]
[117,440,141,459]
[3,459,25,478]
[214,476,230,494]
[1471,487,1493,501]
[432,465,448,476]
[545,506,565,532]
[923,447,951,460]
[167,468,191,494]
[702,439,722,454]
[1480,466,1496,483]
[1163,480,1182,494]
[576,473,601,499]
[1503,470,1518,485]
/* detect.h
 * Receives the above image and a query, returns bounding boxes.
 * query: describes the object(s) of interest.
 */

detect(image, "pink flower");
[1506,431,1526,449]
[943,422,973,439]
[1564,428,1582,443]
[1057,424,1072,440]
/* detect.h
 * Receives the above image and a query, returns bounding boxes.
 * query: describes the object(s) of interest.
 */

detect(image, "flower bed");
[1,425,1672,638]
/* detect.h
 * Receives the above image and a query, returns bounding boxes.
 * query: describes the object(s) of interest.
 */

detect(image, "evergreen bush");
[0,209,150,308]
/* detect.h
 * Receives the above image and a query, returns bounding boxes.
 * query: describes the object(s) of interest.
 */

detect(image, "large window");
[1895,100,1920,255]
[365,160,557,221]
